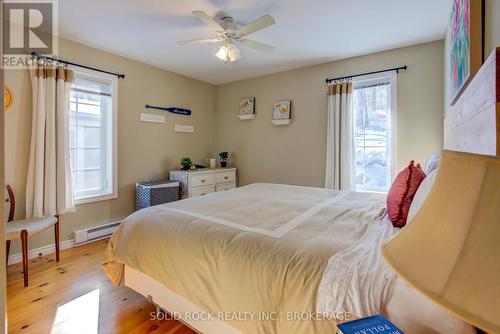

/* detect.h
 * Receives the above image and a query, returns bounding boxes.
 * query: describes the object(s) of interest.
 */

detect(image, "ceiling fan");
[177,11,276,63]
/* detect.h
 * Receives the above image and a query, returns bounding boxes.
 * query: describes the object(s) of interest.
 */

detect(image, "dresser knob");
[201,179,206,183]
[224,176,228,180]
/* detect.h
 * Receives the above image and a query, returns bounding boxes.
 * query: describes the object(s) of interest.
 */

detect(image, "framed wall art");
[448,0,484,105]
[4,87,13,111]
[272,99,291,125]
[238,97,255,120]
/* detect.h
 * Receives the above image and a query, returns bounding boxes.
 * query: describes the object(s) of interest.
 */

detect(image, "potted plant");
[219,152,229,167]
[180,157,193,170]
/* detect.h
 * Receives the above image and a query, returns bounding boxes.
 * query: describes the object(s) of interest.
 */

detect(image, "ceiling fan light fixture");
[215,44,229,61]
[181,11,276,63]
[216,43,241,63]
[227,44,241,62]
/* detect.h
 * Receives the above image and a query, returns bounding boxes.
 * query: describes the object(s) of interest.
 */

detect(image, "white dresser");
[170,167,237,199]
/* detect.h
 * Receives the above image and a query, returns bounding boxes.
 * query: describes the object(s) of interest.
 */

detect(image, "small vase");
[220,161,227,168]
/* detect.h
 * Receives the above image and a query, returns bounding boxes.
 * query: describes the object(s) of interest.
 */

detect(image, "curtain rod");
[31,52,125,79]
[325,65,407,84]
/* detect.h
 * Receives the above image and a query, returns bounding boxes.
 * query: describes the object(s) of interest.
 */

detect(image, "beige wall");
[5,38,216,253]
[5,39,446,253]
[485,0,500,56]
[215,41,444,187]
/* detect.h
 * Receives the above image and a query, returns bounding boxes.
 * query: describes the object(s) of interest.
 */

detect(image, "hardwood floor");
[7,239,195,334]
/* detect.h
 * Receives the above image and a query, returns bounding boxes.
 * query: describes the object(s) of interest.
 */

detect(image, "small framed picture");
[239,97,255,115]
[273,100,291,120]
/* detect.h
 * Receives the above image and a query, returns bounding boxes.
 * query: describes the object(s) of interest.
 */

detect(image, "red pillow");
[387,161,426,227]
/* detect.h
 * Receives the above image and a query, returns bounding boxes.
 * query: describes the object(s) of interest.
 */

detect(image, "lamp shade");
[382,150,500,333]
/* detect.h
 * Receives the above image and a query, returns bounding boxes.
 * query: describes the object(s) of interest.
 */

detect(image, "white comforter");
[104,183,473,334]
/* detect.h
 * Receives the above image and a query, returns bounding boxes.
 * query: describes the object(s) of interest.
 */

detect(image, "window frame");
[70,67,118,205]
[351,72,397,193]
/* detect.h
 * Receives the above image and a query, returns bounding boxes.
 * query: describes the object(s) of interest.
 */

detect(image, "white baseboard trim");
[7,239,75,266]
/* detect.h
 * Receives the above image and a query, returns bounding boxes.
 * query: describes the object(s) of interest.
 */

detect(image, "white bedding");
[124,265,476,334]
[318,214,398,317]
[387,279,476,334]
[104,183,475,334]
[318,212,476,334]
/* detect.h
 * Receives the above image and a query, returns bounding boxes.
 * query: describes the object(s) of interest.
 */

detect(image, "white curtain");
[325,81,355,190]
[26,65,75,218]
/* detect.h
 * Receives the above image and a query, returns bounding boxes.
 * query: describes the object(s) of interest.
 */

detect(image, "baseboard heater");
[74,221,121,246]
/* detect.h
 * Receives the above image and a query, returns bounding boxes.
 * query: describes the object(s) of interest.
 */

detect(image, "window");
[70,69,118,204]
[352,74,396,192]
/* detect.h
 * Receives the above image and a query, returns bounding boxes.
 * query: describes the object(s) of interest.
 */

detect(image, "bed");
[103,46,500,334]
[103,183,474,334]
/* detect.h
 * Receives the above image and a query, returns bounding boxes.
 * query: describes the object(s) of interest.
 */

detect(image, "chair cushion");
[5,216,57,240]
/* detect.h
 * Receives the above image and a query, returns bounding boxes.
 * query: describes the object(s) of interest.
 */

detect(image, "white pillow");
[423,152,441,175]
[407,169,438,224]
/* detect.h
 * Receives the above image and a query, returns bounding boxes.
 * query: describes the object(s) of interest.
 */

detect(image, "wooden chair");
[5,185,60,287]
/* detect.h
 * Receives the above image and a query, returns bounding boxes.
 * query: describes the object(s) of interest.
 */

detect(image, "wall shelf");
[271,119,292,126]
[238,114,256,120]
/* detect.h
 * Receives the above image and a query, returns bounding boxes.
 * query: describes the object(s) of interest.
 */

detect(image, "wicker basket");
[136,180,180,210]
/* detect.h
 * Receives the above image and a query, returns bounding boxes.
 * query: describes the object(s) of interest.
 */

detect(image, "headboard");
[444,47,500,156]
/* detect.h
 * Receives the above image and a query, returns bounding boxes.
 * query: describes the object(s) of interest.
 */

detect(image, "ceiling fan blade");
[192,11,224,31]
[177,38,221,46]
[240,39,275,53]
[239,15,275,36]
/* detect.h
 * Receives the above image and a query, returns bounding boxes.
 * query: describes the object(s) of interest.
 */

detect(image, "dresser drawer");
[190,185,216,197]
[171,168,237,199]
[216,182,236,192]
[189,173,216,187]
[216,170,236,184]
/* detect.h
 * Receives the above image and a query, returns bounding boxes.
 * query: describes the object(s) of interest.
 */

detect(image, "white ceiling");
[58,0,451,85]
